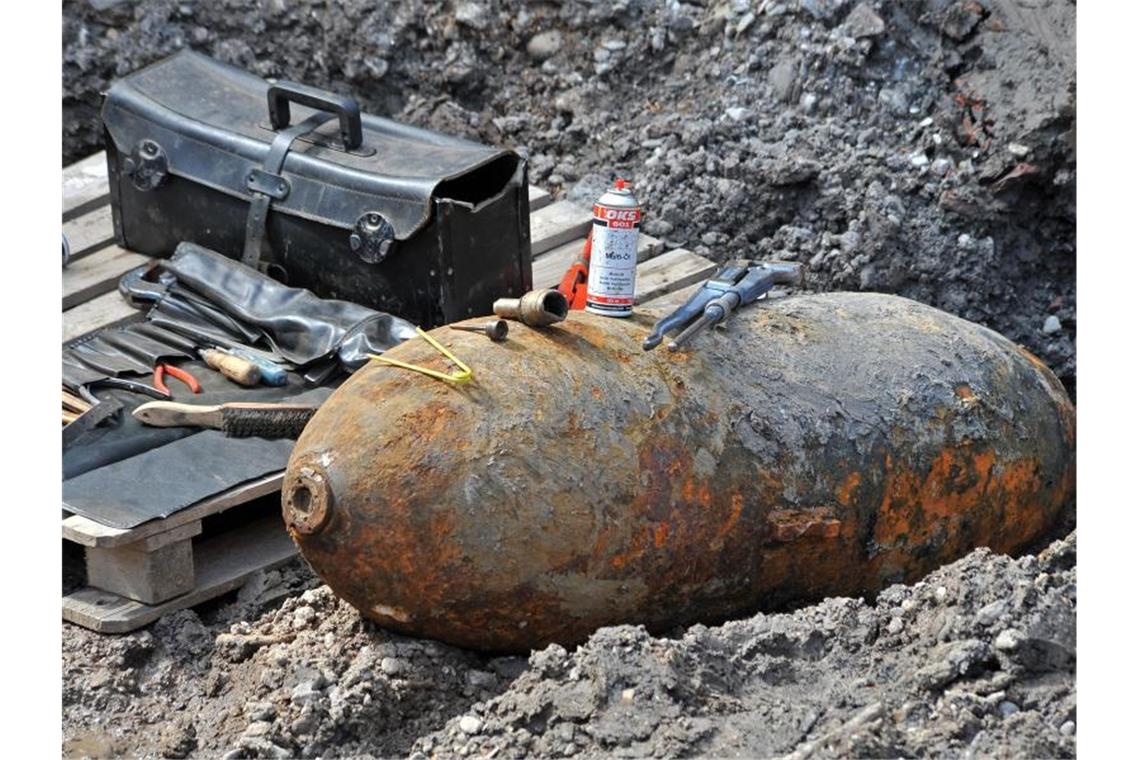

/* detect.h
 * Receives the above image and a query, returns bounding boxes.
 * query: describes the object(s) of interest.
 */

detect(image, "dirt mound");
[63,0,1076,395]
[62,532,1076,758]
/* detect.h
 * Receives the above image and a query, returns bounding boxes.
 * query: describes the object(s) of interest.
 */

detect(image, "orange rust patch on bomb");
[654,522,670,548]
[715,493,745,542]
[872,443,1051,559]
[681,478,713,507]
[836,472,862,507]
[955,383,979,407]
[610,524,654,570]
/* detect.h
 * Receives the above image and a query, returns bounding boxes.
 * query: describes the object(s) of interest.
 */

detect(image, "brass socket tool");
[449,320,509,341]
[493,289,569,327]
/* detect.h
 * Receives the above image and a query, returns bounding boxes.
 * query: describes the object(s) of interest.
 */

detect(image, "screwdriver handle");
[201,349,261,387]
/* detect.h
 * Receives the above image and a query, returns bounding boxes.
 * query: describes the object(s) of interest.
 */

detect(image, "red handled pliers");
[153,363,201,395]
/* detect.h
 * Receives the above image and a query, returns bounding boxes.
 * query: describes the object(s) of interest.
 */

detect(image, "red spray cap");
[614,178,628,190]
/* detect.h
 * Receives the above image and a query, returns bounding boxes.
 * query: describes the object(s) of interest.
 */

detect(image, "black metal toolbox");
[101,50,532,327]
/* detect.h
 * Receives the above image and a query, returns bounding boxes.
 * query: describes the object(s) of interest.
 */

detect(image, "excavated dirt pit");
[62,1,1076,757]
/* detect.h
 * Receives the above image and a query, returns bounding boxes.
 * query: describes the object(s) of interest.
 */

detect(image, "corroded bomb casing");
[283,292,1075,653]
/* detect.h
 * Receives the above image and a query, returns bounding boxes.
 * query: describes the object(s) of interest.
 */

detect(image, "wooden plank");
[528,184,552,211]
[62,290,144,344]
[63,472,285,548]
[62,205,115,262]
[62,515,298,634]
[62,245,150,310]
[529,200,592,257]
[63,152,110,221]
[634,249,718,304]
[641,280,703,307]
[531,234,667,290]
[86,534,196,605]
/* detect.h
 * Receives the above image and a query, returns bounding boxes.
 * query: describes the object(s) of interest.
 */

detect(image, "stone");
[291,682,321,706]
[454,2,489,31]
[246,702,276,722]
[526,31,563,61]
[292,606,316,629]
[844,3,885,38]
[459,715,483,735]
[1008,143,1031,158]
[801,0,847,22]
[994,628,1025,651]
[977,600,1007,626]
[942,3,983,41]
[769,59,800,103]
[1043,315,1062,335]
[725,106,750,122]
[838,230,860,253]
[380,657,404,676]
[998,701,1019,718]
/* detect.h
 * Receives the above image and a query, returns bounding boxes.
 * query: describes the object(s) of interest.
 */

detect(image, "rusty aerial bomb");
[282,292,1076,653]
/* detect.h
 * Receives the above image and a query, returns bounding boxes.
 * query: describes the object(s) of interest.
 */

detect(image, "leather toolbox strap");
[241,111,336,268]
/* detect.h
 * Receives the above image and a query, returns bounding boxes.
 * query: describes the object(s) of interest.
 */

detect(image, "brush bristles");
[220,407,316,438]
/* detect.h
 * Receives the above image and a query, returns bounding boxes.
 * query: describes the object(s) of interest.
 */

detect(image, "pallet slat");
[634,249,718,304]
[63,472,285,548]
[528,185,552,211]
[62,152,110,221]
[529,200,592,257]
[62,515,298,634]
[63,205,116,262]
[531,234,666,289]
[62,245,150,310]
[62,290,143,344]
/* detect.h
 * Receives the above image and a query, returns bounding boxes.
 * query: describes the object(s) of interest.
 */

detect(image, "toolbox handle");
[267,81,364,151]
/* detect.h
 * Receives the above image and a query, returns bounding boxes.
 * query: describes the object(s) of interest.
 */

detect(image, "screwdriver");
[201,348,261,386]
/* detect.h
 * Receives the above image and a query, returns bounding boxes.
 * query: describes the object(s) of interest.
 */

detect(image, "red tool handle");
[557,235,592,310]
[154,364,202,395]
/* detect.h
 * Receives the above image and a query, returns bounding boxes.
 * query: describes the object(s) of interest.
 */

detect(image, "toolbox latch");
[124,139,169,192]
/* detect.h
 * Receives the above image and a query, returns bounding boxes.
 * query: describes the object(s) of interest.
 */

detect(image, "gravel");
[61,0,1077,756]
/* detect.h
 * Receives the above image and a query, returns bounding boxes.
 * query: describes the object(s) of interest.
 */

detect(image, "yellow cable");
[367,327,473,385]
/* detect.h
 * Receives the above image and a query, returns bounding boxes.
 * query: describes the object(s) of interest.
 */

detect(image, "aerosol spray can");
[586,179,641,317]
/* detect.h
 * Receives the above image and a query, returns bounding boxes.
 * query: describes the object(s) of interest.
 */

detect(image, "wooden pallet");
[62,152,716,633]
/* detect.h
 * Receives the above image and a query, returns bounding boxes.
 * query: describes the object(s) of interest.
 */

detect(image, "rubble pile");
[62,534,1076,758]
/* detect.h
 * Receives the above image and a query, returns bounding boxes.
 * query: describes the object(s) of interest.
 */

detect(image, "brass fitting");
[493,289,569,327]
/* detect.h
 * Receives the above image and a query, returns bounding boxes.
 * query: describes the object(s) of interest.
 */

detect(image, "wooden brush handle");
[202,349,261,386]
[133,401,317,431]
